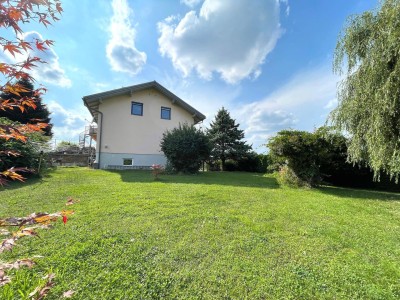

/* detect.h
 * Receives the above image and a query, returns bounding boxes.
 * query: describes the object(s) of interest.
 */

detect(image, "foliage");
[1,197,77,298]
[277,164,307,187]
[0,78,53,136]
[207,107,251,171]
[0,0,62,185]
[268,129,322,187]
[55,141,79,152]
[2,168,400,299]
[268,127,400,189]
[330,0,400,181]
[236,151,265,172]
[258,153,272,173]
[222,152,270,173]
[160,123,211,174]
[0,117,49,175]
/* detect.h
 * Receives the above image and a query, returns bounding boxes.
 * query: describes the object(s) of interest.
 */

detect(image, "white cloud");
[11,31,72,88]
[280,0,290,16]
[158,0,282,84]
[106,0,146,76]
[180,0,202,8]
[324,98,338,109]
[234,65,339,151]
[47,101,92,142]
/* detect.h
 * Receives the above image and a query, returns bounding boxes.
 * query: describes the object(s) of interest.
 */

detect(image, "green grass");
[1,168,400,299]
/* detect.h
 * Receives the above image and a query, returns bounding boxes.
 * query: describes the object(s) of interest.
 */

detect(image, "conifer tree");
[0,78,53,137]
[207,107,251,171]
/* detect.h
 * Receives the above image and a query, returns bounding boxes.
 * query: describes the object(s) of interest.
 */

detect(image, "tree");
[0,117,48,174]
[330,0,400,181]
[207,107,251,171]
[0,0,62,185]
[161,123,211,173]
[0,78,53,136]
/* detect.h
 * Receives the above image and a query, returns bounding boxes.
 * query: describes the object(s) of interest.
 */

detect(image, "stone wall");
[47,153,91,167]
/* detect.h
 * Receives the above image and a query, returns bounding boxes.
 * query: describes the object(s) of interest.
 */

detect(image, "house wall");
[97,88,195,169]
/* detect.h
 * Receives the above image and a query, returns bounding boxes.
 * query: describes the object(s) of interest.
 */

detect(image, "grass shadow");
[107,170,279,189]
[0,168,55,192]
[318,185,400,201]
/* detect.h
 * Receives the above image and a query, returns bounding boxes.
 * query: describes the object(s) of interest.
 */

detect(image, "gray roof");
[82,81,206,124]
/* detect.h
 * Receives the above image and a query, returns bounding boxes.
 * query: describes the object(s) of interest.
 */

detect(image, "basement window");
[123,158,133,166]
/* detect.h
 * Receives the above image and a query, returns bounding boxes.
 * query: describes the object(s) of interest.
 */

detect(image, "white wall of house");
[96,88,195,169]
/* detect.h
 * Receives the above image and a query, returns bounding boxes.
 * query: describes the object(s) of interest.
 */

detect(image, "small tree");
[207,107,251,171]
[0,78,53,136]
[161,123,211,173]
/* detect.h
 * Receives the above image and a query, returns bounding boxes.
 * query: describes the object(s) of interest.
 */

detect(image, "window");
[161,107,171,120]
[131,102,143,116]
[123,158,133,166]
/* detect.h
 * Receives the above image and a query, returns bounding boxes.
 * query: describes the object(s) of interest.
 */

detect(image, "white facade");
[83,82,205,169]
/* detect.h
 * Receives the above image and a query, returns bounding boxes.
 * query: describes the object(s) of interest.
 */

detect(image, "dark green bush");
[268,126,400,189]
[224,160,237,171]
[160,123,211,174]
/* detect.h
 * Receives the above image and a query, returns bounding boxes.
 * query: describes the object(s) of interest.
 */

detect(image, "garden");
[1,168,400,299]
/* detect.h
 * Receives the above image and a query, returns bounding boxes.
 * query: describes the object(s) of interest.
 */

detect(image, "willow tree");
[330,0,400,181]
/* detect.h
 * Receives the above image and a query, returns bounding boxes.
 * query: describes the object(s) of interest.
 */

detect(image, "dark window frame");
[123,158,133,166]
[161,106,171,120]
[131,102,143,116]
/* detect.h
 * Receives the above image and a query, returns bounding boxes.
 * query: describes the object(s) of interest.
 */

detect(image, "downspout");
[83,99,104,169]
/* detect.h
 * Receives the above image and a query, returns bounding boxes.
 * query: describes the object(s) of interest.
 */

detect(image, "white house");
[82,81,206,169]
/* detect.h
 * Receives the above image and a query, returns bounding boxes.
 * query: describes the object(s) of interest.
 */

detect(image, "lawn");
[1,168,400,299]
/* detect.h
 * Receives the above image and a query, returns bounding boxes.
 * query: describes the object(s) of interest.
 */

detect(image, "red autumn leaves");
[0,196,78,296]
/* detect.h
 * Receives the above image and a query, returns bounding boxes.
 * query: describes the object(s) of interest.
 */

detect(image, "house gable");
[83,81,205,124]
[82,81,205,169]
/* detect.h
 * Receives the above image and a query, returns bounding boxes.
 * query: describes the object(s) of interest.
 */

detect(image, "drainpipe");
[83,99,103,169]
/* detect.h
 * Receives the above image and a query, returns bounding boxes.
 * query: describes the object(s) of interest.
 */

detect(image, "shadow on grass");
[107,170,279,189]
[0,169,54,192]
[318,185,400,201]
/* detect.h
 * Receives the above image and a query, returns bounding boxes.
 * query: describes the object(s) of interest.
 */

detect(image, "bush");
[268,130,322,186]
[257,154,272,173]
[236,151,265,172]
[277,165,310,188]
[160,123,211,174]
[268,126,400,189]
[0,118,49,176]
[224,159,237,171]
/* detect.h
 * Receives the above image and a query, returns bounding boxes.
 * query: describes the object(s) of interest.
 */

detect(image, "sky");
[5,0,379,152]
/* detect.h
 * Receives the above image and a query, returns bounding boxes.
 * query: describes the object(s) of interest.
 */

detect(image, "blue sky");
[9,0,378,152]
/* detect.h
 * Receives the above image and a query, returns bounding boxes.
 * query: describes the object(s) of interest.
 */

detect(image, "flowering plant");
[151,164,164,180]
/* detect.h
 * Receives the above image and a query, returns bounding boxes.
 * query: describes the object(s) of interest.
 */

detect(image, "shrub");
[160,123,211,174]
[277,165,310,188]
[268,130,322,186]
[224,159,237,171]
[0,118,49,177]
[236,151,265,172]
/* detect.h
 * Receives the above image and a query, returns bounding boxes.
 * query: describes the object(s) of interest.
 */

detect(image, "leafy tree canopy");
[330,0,400,181]
[207,107,251,171]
